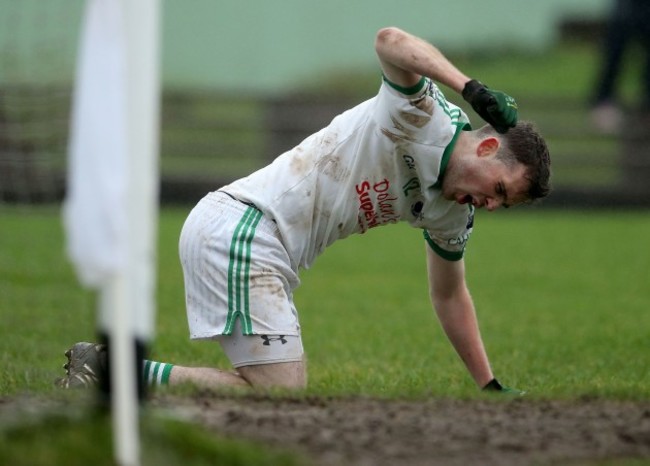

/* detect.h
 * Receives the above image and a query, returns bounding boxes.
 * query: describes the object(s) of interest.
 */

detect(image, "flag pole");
[65,1,161,463]
[110,1,161,465]
[105,273,139,466]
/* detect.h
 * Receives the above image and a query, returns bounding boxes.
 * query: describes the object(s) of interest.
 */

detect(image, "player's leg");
[54,343,249,390]
[146,324,307,389]
[178,191,305,390]
[139,357,247,388]
[150,322,307,390]
[238,360,307,389]
[219,321,306,389]
[165,359,306,390]
[166,365,250,388]
[58,195,306,391]
[56,336,306,390]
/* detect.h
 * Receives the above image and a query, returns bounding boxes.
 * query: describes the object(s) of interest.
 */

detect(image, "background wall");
[0,0,609,92]
[161,0,609,92]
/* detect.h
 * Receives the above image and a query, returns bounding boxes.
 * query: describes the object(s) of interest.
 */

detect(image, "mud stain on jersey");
[289,150,313,177]
[386,116,419,142]
[320,132,338,153]
[412,95,434,115]
[399,110,430,128]
[316,154,348,183]
[310,205,331,231]
[380,127,401,143]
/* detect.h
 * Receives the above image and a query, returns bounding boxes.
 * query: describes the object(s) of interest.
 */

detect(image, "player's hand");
[462,79,518,133]
[482,378,526,396]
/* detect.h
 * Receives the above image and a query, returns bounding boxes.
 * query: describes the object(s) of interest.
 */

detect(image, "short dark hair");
[478,121,551,201]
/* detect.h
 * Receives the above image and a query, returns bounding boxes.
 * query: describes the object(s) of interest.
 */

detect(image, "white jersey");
[223,77,475,270]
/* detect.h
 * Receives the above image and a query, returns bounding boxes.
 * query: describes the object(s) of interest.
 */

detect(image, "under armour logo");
[260,335,287,346]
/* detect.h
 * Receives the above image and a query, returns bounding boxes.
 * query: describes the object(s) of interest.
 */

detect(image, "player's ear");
[477,137,500,157]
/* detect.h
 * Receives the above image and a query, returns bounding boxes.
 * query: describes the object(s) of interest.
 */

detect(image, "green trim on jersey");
[423,230,464,261]
[430,123,471,190]
[382,74,427,95]
[224,206,263,335]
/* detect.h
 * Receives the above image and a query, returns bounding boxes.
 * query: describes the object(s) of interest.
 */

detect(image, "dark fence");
[0,87,649,207]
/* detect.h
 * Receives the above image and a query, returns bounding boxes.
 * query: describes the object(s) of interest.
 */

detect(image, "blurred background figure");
[590,0,650,135]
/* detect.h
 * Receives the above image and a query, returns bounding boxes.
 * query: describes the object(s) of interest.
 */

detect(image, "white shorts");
[179,191,303,365]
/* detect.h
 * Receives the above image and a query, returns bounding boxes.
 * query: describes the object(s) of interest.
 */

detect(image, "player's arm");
[374,27,517,133]
[425,245,495,388]
[374,26,469,93]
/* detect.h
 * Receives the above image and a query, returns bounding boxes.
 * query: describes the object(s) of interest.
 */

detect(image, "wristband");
[482,378,504,391]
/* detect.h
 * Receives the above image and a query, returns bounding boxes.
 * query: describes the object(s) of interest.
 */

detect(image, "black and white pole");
[67,1,160,463]
[105,1,161,465]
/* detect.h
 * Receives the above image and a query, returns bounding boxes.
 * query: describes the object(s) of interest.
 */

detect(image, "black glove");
[462,79,518,133]
[482,378,525,396]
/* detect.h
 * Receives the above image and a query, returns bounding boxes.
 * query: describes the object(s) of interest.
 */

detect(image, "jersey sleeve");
[374,75,470,144]
[373,76,434,139]
[423,205,474,261]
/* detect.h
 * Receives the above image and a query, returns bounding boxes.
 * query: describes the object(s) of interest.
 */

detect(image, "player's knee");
[238,361,306,390]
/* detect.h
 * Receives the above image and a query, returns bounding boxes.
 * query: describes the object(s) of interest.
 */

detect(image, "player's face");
[442,155,530,211]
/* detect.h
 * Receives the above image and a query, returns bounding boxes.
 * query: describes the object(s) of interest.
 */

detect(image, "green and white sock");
[143,360,174,386]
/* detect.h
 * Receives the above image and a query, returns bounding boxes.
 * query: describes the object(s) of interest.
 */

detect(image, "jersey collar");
[430,122,471,189]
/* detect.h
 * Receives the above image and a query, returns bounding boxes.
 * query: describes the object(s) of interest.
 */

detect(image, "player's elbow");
[375,27,405,54]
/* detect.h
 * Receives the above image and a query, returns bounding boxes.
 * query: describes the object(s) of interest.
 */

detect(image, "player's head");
[477,121,551,202]
[442,121,551,210]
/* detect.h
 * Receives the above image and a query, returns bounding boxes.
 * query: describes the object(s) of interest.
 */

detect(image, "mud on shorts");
[179,191,303,368]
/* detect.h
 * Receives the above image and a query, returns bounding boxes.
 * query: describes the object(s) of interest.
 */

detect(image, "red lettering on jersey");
[355,178,400,232]
[355,181,370,195]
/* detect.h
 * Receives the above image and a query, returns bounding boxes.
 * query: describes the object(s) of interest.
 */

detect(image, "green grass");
[2,205,649,464]
[295,208,650,399]
[2,206,649,400]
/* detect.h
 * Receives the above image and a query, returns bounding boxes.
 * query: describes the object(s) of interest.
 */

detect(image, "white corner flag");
[64,0,128,287]
[64,1,161,465]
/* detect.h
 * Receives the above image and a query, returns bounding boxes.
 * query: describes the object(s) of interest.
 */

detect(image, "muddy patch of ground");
[153,394,650,466]
[2,393,649,465]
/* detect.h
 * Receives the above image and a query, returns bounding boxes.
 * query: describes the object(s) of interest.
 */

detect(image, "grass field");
[1,204,649,464]
[2,205,649,400]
